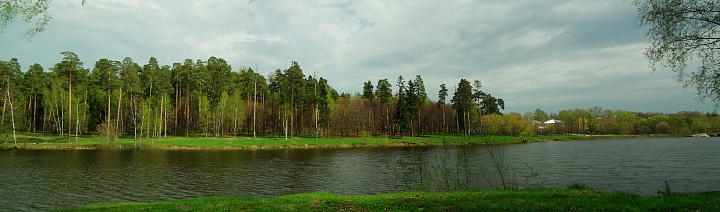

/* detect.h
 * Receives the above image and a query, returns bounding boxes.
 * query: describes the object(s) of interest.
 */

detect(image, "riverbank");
[0,133,591,150]
[59,188,720,211]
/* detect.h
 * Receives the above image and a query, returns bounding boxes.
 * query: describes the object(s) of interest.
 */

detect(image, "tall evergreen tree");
[452,79,473,138]
[119,57,141,138]
[0,59,22,130]
[0,59,22,145]
[156,65,173,138]
[412,75,426,135]
[50,51,84,143]
[269,68,291,139]
[362,81,374,100]
[23,63,47,132]
[206,56,232,106]
[361,80,374,134]
[394,76,412,138]
[438,83,448,134]
[472,80,484,136]
[89,58,120,140]
[405,79,419,136]
[285,61,305,138]
[317,77,331,137]
[375,78,392,136]
[141,57,160,98]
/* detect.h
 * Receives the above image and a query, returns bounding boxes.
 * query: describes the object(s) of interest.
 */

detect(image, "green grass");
[0,133,585,150]
[58,189,720,211]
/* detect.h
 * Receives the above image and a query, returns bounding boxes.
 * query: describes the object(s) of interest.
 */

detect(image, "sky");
[0,0,716,114]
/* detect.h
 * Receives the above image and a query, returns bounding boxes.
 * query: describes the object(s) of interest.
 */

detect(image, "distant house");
[543,119,561,124]
[536,119,561,133]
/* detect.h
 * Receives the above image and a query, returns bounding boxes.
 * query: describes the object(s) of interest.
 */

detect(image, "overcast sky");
[0,0,715,114]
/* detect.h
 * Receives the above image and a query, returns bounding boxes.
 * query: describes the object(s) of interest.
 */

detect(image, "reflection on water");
[0,137,718,211]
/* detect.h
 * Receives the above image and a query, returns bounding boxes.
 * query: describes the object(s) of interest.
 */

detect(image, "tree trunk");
[1,86,6,126]
[133,96,138,141]
[284,109,288,140]
[42,103,47,134]
[467,111,470,141]
[33,94,38,133]
[57,91,63,136]
[174,83,179,135]
[417,107,421,136]
[185,85,190,137]
[441,105,446,134]
[385,105,389,136]
[367,105,371,137]
[159,95,164,142]
[164,97,168,138]
[107,81,112,142]
[253,79,257,139]
[6,80,17,147]
[26,96,32,132]
[75,98,79,142]
[116,84,123,138]
[68,70,72,144]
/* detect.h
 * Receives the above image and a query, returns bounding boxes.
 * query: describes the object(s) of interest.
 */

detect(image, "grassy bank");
[59,188,720,211]
[0,133,585,150]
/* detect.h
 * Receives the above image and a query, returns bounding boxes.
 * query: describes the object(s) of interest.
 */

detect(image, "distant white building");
[536,119,561,132]
[543,119,561,124]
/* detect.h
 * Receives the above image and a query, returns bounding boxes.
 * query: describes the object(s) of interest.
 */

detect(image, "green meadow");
[59,188,720,212]
[1,133,588,150]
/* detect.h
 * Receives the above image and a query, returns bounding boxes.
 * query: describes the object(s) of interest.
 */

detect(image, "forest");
[0,52,718,143]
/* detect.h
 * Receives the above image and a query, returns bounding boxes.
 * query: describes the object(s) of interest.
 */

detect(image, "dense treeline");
[1,53,715,143]
[525,107,720,135]
[0,52,512,143]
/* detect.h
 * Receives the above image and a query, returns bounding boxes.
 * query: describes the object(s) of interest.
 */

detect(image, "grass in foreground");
[0,133,585,150]
[59,188,720,211]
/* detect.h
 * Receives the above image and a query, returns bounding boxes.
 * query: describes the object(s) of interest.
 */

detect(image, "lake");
[0,137,718,211]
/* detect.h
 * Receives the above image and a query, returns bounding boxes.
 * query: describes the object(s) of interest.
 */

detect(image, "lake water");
[0,137,718,211]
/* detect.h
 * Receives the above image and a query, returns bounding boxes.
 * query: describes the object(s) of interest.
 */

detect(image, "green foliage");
[121,57,141,96]
[452,79,474,132]
[437,83,448,107]
[375,78,392,105]
[5,51,719,139]
[394,76,413,137]
[691,120,708,133]
[361,80,374,100]
[482,113,532,136]
[566,183,591,191]
[537,107,720,135]
[317,77,331,129]
[51,51,84,83]
[413,75,427,105]
[0,0,54,40]
[533,109,549,122]
[205,56,232,106]
[96,120,118,143]
[140,57,160,97]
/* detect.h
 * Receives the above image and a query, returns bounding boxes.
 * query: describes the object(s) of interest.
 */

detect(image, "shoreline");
[3,140,503,150]
[0,133,680,150]
[59,188,720,211]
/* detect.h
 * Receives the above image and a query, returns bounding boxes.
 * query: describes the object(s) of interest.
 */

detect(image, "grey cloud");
[0,0,714,113]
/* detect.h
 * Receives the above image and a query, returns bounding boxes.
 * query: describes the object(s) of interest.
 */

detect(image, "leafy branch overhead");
[635,0,720,107]
[0,0,85,40]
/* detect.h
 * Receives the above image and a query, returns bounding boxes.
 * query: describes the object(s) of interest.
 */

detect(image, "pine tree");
[375,79,392,136]
[438,83,448,134]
